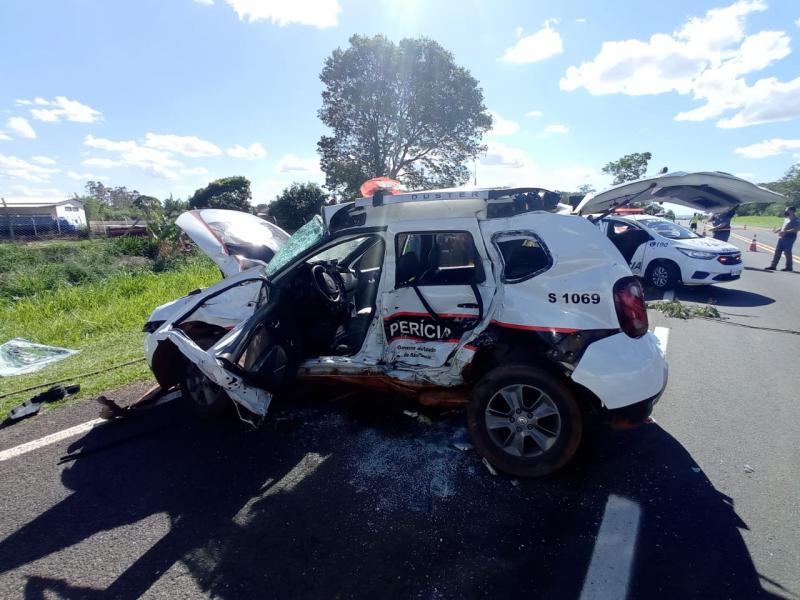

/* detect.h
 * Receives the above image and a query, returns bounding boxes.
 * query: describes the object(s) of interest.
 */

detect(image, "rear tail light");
[613,277,648,338]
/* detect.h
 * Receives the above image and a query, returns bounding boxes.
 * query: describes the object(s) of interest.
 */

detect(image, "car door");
[604,218,652,275]
[380,218,495,368]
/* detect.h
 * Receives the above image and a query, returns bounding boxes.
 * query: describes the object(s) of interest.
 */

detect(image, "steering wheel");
[310,264,343,304]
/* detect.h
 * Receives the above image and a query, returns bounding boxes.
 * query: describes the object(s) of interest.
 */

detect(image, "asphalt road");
[0,234,797,599]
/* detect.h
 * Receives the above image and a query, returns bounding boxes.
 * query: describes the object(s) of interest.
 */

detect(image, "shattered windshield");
[265,216,325,277]
[639,218,699,240]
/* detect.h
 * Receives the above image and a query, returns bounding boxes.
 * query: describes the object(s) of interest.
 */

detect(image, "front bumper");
[683,257,742,284]
[571,331,668,411]
[606,392,662,429]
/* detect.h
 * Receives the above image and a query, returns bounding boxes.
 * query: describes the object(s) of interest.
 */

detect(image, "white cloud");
[144,133,221,157]
[31,155,57,165]
[10,185,66,197]
[576,17,587,23]
[560,1,798,128]
[6,117,36,139]
[0,154,60,182]
[226,142,267,159]
[67,170,110,181]
[181,166,209,176]
[275,154,321,174]
[195,0,214,4]
[487,110,520,136]
[82,157,124,169]
[525,110,543,118]
[27,96,103,123]
[476,142,604,191]
[14,99,32,106]
[734,138,800,158]
[514,27,523,37]
[0,132,10,141]
[501,22,564,64]
[796,17,800,28]
[83,134,182,179]
[544,123,569,134]
[222,0,341,28]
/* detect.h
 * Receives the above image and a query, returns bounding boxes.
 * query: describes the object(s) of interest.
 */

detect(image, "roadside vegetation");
[0,238,220,417]
[732,215,784,229]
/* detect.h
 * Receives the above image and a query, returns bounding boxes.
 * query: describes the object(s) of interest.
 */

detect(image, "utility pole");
[1,197,14,241]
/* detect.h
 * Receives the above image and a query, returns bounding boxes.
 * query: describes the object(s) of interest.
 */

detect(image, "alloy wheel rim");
[484,384,562,458]
[186,369,220,407]
[652,266,669,287]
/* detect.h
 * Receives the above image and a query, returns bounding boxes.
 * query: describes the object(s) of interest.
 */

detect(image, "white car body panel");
[176,209,289,277]
[571,332,667,409]
[599,215,743,285]
[575,171,784,216]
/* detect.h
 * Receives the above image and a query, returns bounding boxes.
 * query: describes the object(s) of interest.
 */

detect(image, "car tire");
[180,364,230,419]
[645,261,679,290]
[467,365,583,478]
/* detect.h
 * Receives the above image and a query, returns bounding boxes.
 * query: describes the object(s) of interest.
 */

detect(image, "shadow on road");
[677,286,775,308]
[0,394,780,599]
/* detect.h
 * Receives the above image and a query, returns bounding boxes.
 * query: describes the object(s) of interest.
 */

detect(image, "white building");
[0,197,87,231]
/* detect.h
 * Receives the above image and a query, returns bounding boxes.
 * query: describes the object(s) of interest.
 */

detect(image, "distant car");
[598,215,743,290]
[574,171,785,290]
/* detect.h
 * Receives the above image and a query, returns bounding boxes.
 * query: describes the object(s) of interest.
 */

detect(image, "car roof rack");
[325,187,561,232]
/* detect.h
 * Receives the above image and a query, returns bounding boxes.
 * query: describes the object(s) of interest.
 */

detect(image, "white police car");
[575,171,784,290]
[144,183,668,478]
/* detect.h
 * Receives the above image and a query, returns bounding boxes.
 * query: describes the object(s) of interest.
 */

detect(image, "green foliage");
[318,34,492,198]
[0,237,195,301]
[268,182,326,230]
[188,176,252,212]
[0,257,220,417]
[733,215,784,228]
[602,152,653,184]
[647,300,724,319]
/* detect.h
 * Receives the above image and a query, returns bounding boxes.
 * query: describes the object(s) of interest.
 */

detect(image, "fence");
[0,217,150,243]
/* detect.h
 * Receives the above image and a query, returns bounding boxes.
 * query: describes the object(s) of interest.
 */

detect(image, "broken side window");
[494,232,552,282]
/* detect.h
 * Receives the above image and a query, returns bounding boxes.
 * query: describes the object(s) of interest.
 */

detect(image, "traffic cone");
[744,224,747,231]
[749,235,757,251]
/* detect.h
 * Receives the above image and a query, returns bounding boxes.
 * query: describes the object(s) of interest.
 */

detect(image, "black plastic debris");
[5,384,80,424]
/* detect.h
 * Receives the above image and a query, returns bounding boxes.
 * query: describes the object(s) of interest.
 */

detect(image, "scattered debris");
[511,479,520,487]
[691,467,701,473]
[482,457,497,476]
[744,464,755,474]
[452,442,473,452]
[646,300,725,320]
[402,410,419,418]
[417,414,432,426]
[96,385,181,420]
[5,385,80,423]
[0,338,78,377]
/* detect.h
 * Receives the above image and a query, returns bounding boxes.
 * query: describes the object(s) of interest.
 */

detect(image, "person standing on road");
[766,206,799,272]
[690,213,700,232]
[709,208,736,242]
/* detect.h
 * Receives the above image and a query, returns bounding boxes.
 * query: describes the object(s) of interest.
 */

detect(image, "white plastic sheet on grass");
[0,338,78,377]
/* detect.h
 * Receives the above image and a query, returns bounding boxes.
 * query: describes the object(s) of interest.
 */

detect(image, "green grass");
[0,256,220,418]
[733,216,783,229]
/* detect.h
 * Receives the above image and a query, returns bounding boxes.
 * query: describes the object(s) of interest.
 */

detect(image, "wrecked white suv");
[144,187,668,477]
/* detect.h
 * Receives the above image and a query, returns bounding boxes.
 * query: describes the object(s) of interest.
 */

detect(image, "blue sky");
[1,0,799,205]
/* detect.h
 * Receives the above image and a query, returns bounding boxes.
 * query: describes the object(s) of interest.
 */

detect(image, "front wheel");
[180,364,230,419]
[467,365,583,477]
[645,261,679,290]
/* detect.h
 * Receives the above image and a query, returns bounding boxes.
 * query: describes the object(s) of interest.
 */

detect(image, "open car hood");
[574,172,784,216]
[176,209,290,277]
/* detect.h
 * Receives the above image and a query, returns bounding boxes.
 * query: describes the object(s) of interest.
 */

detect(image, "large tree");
[188,176,252,212]
[267,182,327,230]
[318,35,492,198]
[602,152,653,184]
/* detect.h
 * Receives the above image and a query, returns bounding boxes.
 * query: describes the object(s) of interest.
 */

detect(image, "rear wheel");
[645,261,679,290]
[467,365,583,477]
[180,364,230,419]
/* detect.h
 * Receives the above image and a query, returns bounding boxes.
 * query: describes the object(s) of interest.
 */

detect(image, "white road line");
[0,391,182,463]
[580,494,642,600]
[662,289,675,301]
[0,418,106,463]
[653,326,670,355]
